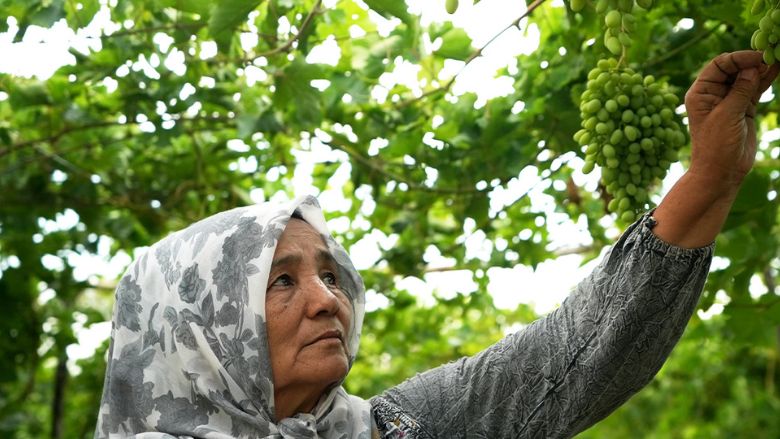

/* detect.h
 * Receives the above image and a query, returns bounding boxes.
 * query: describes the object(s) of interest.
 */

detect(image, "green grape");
[610,129,624,144]
[618,0,633,11]
[618,32,632,47]
[446,0,459,14]
[582,160,595,174]
[571,0,585,12]
[624,125,639,141]
[574,60,686,219]
[752,6,780,64]
[636,0,653,10]
[605,36,623,55]
[606,10,622,27]
[752,0,766,16]
[760,16,773,31]
[765,48,776,65]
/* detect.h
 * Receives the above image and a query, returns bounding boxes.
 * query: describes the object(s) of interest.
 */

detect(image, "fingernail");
[740,68,757,80]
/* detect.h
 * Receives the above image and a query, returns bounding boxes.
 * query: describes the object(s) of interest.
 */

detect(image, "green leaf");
[161,0,212,16]
[29,2,65,28]
[363,0,412,25]
[208,0,263,52]
[237,111,283,138]
[64,0,99,29]
[429,21,455,40]
[434,27,473,61]
[731,171,770,212]
[8,83,51,108]
[387,130,422,157]
[273,59,323,127]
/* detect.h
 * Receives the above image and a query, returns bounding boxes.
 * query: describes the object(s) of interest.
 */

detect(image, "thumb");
[723,68,760,113]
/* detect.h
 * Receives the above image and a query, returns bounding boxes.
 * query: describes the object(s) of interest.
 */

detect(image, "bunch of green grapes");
[569,0,651,56]
[750,0,780,64]
[574,59,687,223]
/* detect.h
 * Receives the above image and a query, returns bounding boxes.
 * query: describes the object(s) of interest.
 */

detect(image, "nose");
[303,275,340,318]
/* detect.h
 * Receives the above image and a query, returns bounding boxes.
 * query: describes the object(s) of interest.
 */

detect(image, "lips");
[308,329,343,346]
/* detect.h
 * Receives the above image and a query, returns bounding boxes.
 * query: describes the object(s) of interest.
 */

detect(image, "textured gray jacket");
[370,213,714,438]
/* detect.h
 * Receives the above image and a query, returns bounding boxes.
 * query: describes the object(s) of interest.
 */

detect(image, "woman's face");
[265,218,353,412]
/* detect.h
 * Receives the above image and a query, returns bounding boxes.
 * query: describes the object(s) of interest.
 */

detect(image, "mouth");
[308,329,344,346]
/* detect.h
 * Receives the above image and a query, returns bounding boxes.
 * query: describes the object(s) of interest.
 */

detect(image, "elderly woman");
[95,51,778,438]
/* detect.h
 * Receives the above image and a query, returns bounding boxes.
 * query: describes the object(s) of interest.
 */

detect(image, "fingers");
[757,62,780,97]
[687,51,779,117]
[722,66,762,114]
[697,51,766,84]
[687,51,766,106]
[687,79,729,99]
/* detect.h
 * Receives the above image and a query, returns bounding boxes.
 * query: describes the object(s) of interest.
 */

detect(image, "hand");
[684,50,779,193]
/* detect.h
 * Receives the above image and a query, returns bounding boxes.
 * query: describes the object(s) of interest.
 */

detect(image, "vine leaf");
[208,0,264,52]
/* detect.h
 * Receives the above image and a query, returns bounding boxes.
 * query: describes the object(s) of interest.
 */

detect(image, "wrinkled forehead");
[272,217,333,265]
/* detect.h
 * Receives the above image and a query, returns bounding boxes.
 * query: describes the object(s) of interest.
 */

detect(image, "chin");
[318,354,349,383]
[295,343,350,387]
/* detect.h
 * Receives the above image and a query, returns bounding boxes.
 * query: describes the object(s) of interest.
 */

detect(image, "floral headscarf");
[95,196,372,438]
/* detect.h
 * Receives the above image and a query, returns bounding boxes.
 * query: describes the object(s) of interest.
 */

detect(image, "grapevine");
[569,0,686,223]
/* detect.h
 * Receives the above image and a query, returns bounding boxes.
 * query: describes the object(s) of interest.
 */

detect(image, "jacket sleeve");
[376,213,714,438]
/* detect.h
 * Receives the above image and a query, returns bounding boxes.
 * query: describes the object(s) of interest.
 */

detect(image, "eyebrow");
[316,249,338,267]
[270,248,336,270]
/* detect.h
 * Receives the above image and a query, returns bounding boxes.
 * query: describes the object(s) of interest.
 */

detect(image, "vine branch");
[323,132,485,195]
[643,22,720,69]
[0,115,232,158]
[400,0,548,107]
[247,0,323,60]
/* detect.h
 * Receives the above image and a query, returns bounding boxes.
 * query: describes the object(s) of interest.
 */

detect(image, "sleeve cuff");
[628,210,715,259]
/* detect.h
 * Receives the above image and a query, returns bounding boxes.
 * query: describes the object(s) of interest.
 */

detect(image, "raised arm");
[653,51,779,248]
[374,51,779,438]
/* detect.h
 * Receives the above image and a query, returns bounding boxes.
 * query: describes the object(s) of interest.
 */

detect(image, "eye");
[270,274,293,287]
[322,271,337,286]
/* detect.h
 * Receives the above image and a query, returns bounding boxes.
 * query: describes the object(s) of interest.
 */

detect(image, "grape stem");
[616,6,635,68]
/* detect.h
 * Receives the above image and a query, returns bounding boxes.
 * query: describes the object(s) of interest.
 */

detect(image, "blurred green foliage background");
[0,0,778,437]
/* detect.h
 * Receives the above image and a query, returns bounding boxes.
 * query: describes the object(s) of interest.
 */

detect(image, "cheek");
[265,299,296,357]
[337,297,353,332]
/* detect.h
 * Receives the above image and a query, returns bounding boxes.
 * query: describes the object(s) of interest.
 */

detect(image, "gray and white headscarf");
[95,196,372,438]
